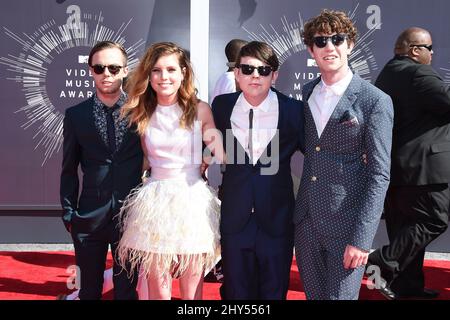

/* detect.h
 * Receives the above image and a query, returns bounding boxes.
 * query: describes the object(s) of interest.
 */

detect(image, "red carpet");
[0,251,449,300]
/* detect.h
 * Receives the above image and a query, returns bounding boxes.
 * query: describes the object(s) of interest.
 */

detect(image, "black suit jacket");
[375,56,450,186]
[212,89,304,237]
[60,98,143,233]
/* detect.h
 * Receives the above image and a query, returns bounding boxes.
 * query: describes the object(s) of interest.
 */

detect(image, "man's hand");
[200,160,209,181]
[343,244,368,269]
[141,169,150,183]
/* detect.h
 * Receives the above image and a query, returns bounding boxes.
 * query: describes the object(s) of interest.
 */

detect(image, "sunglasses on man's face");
[91,64,124,75]
[237,64,273,77]
[410,44,433,52]
[313,34,347,48]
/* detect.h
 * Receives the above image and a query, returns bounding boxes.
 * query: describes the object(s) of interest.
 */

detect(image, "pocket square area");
[339,111,359,125]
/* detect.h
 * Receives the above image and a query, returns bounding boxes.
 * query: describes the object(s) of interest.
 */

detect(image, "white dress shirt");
[309,69,353,138]
[230,90,279,165]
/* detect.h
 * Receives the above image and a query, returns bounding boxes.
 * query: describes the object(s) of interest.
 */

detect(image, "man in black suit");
[368,27,450,299]
[60,41,143,300]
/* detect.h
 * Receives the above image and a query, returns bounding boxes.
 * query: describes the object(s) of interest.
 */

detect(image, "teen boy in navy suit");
[212,41,304,299]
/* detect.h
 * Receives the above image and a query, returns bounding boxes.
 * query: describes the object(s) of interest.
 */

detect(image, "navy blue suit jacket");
[212,89,304,237]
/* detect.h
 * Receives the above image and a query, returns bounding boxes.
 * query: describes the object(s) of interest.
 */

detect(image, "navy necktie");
[248,108,253,161]
[105,106,117,153]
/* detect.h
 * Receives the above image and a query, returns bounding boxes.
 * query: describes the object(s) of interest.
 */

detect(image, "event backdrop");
[1,0,450,213]
[209,0,450,100]
[208,0,450,193]
[0,0,190,211]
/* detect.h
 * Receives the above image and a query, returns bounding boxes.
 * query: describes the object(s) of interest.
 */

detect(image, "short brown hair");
[236,41,279,71]
[302,9,358,48]
[225,39,248,63]
[88,41,128,67]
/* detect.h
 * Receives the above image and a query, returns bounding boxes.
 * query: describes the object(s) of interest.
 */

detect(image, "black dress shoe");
[377,283,398,300]
[398,288,439,299]
[364,263,397,300]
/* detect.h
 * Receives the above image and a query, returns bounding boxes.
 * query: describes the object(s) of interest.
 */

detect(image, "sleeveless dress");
[117,103,220,278]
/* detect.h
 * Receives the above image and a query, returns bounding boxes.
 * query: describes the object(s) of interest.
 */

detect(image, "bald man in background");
[368,27,450,300]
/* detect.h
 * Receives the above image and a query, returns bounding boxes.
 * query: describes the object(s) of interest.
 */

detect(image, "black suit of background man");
[369,27,450,299]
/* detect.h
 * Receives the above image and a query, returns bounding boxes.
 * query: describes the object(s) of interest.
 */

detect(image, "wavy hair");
[121,42,198,135]
[302,9,358,48]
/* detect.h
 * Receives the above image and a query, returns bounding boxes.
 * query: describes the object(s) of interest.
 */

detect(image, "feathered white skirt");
[116,176,221,278]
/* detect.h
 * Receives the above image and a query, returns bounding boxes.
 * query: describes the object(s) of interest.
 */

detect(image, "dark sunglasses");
[313,34,347,48]
[410,44,433,52]
[91,64,124,75]
[237,64,273,76]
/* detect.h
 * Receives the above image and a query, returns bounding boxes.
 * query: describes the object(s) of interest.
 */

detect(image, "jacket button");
[362,153,368,164]
[311,176,317,182]
[315,146,321,152]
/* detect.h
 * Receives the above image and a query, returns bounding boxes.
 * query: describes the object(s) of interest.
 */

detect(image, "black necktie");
[105,106,117,153]
[248,108,253,162]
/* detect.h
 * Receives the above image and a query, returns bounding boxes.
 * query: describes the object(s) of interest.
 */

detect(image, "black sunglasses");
[313,34,347,48]
[91,64,124,75]
[410,44,433,52]
[237,64,273,77]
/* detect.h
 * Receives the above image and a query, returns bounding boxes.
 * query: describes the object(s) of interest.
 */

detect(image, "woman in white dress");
[115,42,224,300]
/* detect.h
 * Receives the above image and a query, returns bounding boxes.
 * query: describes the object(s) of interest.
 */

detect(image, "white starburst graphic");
[0,10,145,165]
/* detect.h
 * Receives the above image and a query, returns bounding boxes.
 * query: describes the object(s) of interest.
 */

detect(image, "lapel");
[271,88,283,145]
[263,90,283,166]
[82,101,111,154]
[225,92,249,162]
[319,74,360,141]
[223,93,238,132]
[303,77,321,141]
[302,74,361,142]
[115,126,132,155]
[273,88,282,130]
[114,116,140,155]
[226,88,282,166]
[303,77,321,102]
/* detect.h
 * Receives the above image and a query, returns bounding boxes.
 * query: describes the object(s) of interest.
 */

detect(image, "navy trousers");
[221,215,293,300]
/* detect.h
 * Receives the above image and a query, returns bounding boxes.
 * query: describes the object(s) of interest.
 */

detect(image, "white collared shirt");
[230,90,279,165]
[211,71,235,103]
[309,69,353,138]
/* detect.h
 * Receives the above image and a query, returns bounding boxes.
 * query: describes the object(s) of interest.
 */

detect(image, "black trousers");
[369,184,449,294]
[71,216,138,300]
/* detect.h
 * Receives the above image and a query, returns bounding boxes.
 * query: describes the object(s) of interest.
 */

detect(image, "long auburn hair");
[121,42,198,135]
